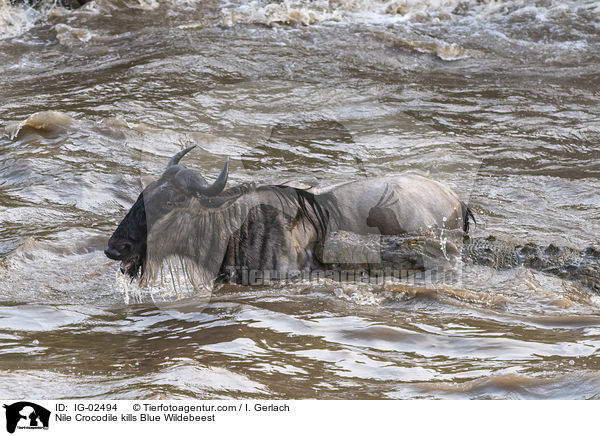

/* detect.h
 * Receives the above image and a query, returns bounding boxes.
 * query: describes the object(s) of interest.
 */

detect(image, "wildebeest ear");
[167,145,196,168]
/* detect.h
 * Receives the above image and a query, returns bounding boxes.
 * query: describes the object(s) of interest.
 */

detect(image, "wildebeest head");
[104,146,229,279]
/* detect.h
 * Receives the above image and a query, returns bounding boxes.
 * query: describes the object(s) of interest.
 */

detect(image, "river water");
[1,0,599,399]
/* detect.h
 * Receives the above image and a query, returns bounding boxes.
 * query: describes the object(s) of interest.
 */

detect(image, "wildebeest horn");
[175,157,229,197]
[167,145,196,168]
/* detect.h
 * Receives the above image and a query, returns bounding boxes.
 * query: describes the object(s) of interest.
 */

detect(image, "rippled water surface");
[1,0,599,399]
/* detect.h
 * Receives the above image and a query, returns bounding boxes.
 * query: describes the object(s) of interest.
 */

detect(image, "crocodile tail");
[461,202,476,233]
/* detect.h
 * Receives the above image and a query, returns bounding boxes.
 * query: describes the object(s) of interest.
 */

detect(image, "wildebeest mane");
[268,185,332,239]
[199,183,334,237]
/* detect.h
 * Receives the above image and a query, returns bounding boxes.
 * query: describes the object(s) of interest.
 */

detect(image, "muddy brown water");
[0,0,599,399]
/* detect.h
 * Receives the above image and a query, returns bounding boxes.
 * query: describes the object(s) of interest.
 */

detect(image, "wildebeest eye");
[162,193,185,210]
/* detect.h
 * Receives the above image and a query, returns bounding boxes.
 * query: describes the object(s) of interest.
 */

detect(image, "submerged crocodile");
[462,237,600,292]
[322,230,600,293]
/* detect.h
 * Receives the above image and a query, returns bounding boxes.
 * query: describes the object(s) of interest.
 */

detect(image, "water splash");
[0,0,40,39]
[117,255,213,307]
[4,111,76,139]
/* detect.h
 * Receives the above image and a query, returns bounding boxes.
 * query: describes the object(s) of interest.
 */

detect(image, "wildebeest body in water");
[105,146,473,291]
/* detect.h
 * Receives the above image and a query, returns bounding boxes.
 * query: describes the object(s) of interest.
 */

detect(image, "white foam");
[0,0,40,39]
[219,0,600,29]
[219,0,470,27]
[55,23,93,45]
[92,0,160,11]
